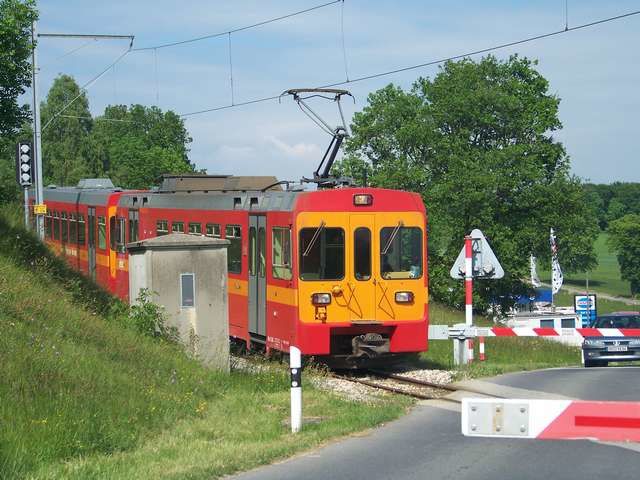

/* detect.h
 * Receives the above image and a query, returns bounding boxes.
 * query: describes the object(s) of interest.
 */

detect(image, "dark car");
[582,312,640,367]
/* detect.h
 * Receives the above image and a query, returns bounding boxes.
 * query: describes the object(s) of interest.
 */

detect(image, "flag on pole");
[530,254,542,288]
[550,228,563,294]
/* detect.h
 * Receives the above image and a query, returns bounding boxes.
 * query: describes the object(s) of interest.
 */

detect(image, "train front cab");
[293,191,428,365]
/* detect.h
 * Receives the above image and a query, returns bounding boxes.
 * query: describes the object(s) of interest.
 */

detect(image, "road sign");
[33,204,47,215]
[450,229,504,279]
[574,294,597,327]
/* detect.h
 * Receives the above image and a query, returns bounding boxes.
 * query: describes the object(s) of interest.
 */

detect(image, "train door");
[248,215,267,338]
[348,214,377,321]
[87,207,97,280]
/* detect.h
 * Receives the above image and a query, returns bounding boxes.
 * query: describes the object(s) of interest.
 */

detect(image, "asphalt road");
[231,367,640,480]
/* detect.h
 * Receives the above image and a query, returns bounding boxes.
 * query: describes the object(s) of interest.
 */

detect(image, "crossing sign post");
[449,229,503,365]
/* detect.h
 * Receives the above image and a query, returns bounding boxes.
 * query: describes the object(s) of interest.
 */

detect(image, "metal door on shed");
[248,215,267,337]
[87,207,97,280]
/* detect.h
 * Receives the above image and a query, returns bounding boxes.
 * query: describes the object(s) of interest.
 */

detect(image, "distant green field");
[541,232,632,298]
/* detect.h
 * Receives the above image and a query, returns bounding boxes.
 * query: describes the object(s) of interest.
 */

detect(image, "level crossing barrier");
[429,324,640,365]
[462,398,640,442]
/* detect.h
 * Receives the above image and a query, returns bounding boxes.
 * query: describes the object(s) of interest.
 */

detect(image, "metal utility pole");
[31,20,44,239]
[29,28,134,240]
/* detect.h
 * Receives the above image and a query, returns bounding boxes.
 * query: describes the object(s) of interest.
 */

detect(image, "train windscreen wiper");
[382,221,404,255]
[303,220,326,257]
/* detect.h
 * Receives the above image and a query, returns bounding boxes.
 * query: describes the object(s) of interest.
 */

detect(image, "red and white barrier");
[462,398,640,442]
[467,339,474,363]
[476,327,640,338]
[479,336,486,361]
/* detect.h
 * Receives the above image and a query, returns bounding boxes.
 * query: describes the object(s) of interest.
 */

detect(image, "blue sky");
[34,0,640,183]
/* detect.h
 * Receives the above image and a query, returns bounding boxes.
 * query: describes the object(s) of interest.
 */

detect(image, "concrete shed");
[127,233,230,371]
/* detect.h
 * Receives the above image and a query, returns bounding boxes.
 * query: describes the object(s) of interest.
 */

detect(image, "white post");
[290,346,302,433]
[464,235,473,326]
[23,188,29,229]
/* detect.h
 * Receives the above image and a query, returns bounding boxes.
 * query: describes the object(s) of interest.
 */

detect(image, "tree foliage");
[41,74,92,186]
[607,214,640,296]
[0,0,37,136]
[338,55,598,308]
[89,104,194,188]
[35,74,194,189]
[583,182,640,230]
[0,0,37,203]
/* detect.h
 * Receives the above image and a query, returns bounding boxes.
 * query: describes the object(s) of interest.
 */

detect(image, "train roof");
[43,176,425,214]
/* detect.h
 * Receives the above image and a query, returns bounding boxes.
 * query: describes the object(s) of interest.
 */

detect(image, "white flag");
[550,228,563,294]
[530,254,541,288]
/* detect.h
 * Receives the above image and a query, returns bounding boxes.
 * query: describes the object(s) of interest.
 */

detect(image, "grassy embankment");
[0,207,408,480]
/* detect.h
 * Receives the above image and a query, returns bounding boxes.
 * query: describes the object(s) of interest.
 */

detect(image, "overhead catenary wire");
[131,0,342,51]
[179,8,640,118]
[42,45,132,131]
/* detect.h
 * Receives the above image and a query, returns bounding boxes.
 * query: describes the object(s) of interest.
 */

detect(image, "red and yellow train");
[42,175,429,365]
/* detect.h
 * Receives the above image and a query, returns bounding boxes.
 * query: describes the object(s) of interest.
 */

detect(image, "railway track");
[335,369,503,402]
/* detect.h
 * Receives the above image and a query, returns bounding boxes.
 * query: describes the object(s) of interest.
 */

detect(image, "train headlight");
[395,291,414,304]
[353,194,373,206]
[311,293,332,305]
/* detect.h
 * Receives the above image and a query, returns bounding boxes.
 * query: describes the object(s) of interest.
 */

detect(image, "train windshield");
[299,227,345,280]
[380,227,422,279]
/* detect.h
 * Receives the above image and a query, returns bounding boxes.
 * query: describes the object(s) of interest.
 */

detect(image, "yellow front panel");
[297,211,426,324]
[373,212,426,322]
[297,212,350,324]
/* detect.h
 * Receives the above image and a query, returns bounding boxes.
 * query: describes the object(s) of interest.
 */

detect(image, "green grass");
[0,207,408,479]
[420,336,580,379]
[541,232,633,298]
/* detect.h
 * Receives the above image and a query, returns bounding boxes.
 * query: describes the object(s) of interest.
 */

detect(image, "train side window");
[53,211,60,240]
[206,223,221,237]
[77,214,86,245]
[156,220,168,236]
[258,227,266,278]
[225,224,242,274]
[45,214,52,238]
[98,216,106,250]
[129,210,139,242]
[172,221,185,233]
[272,227,292,280]
[69,214,78,244]
[249,227,256,276]
[188,222,201,235]
[61,212,68,243]
[354,227,371,281]
[115,217,126,253]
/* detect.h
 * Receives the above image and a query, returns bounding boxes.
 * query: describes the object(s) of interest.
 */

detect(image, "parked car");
[582,312,640,367]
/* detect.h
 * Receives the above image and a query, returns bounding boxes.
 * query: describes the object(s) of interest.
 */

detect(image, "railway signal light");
[16,141,33,187]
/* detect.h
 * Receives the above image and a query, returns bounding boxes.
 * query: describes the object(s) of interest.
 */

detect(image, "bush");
[129,288,178,342]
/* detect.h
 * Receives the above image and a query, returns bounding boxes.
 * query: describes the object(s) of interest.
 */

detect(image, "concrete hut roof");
[127,233,230,252]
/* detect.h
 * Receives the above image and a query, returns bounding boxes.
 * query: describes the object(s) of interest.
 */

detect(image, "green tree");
[40,74,92,186]
[341,55,598,308]
[89,104,194,188]
[0,0,37,135]
[0,0,37,203]
[607,214,640,296]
